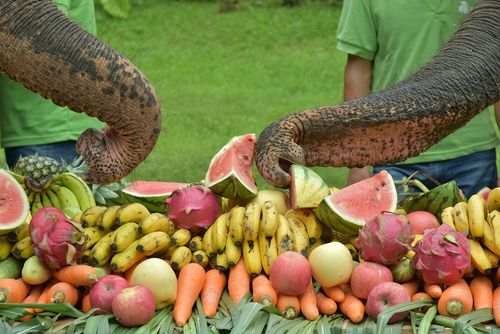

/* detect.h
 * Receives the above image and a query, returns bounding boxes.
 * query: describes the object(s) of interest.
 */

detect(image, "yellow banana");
[440,207,456,230]
[452,202,469,235]
[7,222,30,243]
[170,246,192,273]
[192,250,210,268]
[258,231,278,275]
[11,236,34,260]
[275,214,295,255]
[188,235,204,253]
[0,237,13,261]
[83,226,107,251]
[115,203,150,226]
[213,213,229,254]
[31,193,43,214]
[483,246,500,268]
[40,190,53,208]
[242,239,262,277]
[225,235,242,267]
[72,211,83,224]
[216,252,229,272]
[203,224,216,259]
[243,202,261,250]
[110,240,144,273]
[78,249,93,265]
[285,208,322,245]
[228,206,245,246]
[171,228,191,246]
[97,205,121,231]
[54,172,96,211]
[468,194,486,238]
[137,213,174,235]
[488,187,500,213]
[80,206,107,228]
[481,219,500,256]
[469,239,493,274]
[261,201,278,238]
[136,231,171,256]
[90,231,114,266]
[110,223,140,253]
[161,244,179,261]
[491,213,500,252]
[287,217,309,256]
[50,184,81,212]
[45,187,62,210]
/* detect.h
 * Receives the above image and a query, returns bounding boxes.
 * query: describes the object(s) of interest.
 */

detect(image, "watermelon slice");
[289,164,330,209]
[314,170,397,235]
[120,181,188,213]
[205,133,258,199]
[0,169,30,233]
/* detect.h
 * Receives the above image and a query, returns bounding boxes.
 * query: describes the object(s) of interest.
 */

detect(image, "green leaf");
[315,315,331,334]
[454,308,494,334]
[98,0,131,18]
[194,299,209,334]
[418,305,437,334]
[376,301,434,334]
[230,301,265,334]
[0,303,86,319]
[244,311,268,334]
[12,316,55,334]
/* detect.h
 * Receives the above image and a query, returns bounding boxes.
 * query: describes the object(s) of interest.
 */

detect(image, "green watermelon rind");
[290,165,330,209]
[0,169,30,233]
[206,171,258,200]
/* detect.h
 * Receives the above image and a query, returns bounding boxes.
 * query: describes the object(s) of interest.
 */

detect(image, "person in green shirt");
[336,0,500,198]
[0,0,104,168]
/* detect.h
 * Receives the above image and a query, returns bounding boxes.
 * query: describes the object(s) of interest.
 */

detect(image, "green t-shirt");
[336,0,499,164]
[0,0,104,148]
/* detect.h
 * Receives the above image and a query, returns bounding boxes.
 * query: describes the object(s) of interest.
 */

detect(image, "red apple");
[406,211,439,234]
[112,285,157,327]
[89,274,129,314]
[365,282,411,323]
[270,251,312,296]
[350,262,393,299]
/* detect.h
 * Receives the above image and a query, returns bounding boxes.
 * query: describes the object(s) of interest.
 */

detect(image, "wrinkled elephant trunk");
[0,1,161,184]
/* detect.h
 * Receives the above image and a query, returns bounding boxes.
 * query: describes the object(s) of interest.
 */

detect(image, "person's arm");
[494,101,500,129]
[343,54,373,185]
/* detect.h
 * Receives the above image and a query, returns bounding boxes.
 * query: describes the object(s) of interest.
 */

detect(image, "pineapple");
[13,155,64,192]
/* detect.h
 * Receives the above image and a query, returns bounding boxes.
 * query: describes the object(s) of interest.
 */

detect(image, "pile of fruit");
[1,134,500,333]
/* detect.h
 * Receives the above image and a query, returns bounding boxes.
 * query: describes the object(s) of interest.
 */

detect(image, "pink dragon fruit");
[30,207,86,270]
[166,184,222,233]
[411,224,471,285]
[355,211,414,265]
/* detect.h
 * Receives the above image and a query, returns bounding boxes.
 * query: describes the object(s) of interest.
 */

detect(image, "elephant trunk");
[0,0,161,184]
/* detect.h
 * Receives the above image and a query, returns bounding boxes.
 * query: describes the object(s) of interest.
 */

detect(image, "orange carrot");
[469,275,493,310]
[339,291,365,324]
[252,274,277,307]
[493,287,500,326]
[317,291,337,315]
[228,259,250,305]
[81,292,92,313]
[323,285,346,303]
[201,269,227,317]
[47,281,80,306]
[35,279,59,313]
[52,264,98,288]
[299,282,319,321]
[412,292,432,302]
[173,263,206,327]
[277,294,301,320]
[402,279,421,297]
[0,278,31,303]
[437,279,473,318]
[424,283,443,299]
[19,284,44,321]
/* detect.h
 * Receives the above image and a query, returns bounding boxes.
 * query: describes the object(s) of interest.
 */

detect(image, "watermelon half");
[0,169,30,234]
[121,181,189,212]
[314,170,397,235]
[205,133,258,200]
[289,164,330,209]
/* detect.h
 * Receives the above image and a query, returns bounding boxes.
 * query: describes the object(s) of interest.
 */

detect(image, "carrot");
[252,274,277,307]
[228,259,250,305]
[412,292,432,302]
[424,283,443,299]
[339,290,365,324]
[81,292,92,313]
[201,269,227,317]
[469,275,493,310]
[47,281,80,306]
[437,279,473,318]
[277,294,300,320]
[323,285,345,303]
[402,279,421,297]
[299,282,319,321]
[52,264,98,288]
[493,287,500,326]
[19,284,44,321]
[173,263,206,327]
[36,279,58,305]
[316,291,337,315]
[0,278,31,303]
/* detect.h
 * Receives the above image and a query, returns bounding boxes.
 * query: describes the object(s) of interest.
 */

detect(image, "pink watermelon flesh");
[0,170,29,232]
[122,181,188,197]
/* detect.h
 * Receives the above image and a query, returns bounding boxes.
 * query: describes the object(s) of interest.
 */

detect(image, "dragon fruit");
[30,207,86,270]
[355,211,414,266]
[166,184,222,233]
[411,224,471,285]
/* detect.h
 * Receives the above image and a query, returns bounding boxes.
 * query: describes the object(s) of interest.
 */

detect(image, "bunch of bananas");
[440,188,500,274]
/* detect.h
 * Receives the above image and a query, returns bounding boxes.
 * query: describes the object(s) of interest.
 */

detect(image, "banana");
[203,224,216,259]
[308,238,323,257]
[97,205,120,231]
[225,235,242,267]
[110,240,144,273]
[468,194,486,238]
[188,236,204,253]
[0,237,13,261]
[212,213,229,254]
[138,213,174,235]
[54,172,96,211]
[469,239,493,274]
[171,228,191,246]
[82,226,107,251]
[488,187,500,213]
[192,250,210,268]
[45,188,62,210]
[243,202,261,250]
[258,231,278,275]
[78,249,93,265]
[483,246,500,268]
[170,246,192,273]
[40,190,53,208]
[80,206,107,228]
[242,239,262,277]
[50,184,81,212]
[285,208,322,245]
[115,203,150,227]
[72,211,83,224]
[481,219,500,256]
[161,244,179,261]
[216,252,229,272]
[440,207,456,230]
[228,206,245,246]
[275,214,295,255]
[7,222,30,243]
[452,202,469,235]
[90,231,114,266]
[31,192,43,214]
[491,213,500,252]
[110,222,140,253]
[261,201,278,239]
[11,236,34,260]
[287,217,309,256]
[136,231,171,256]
